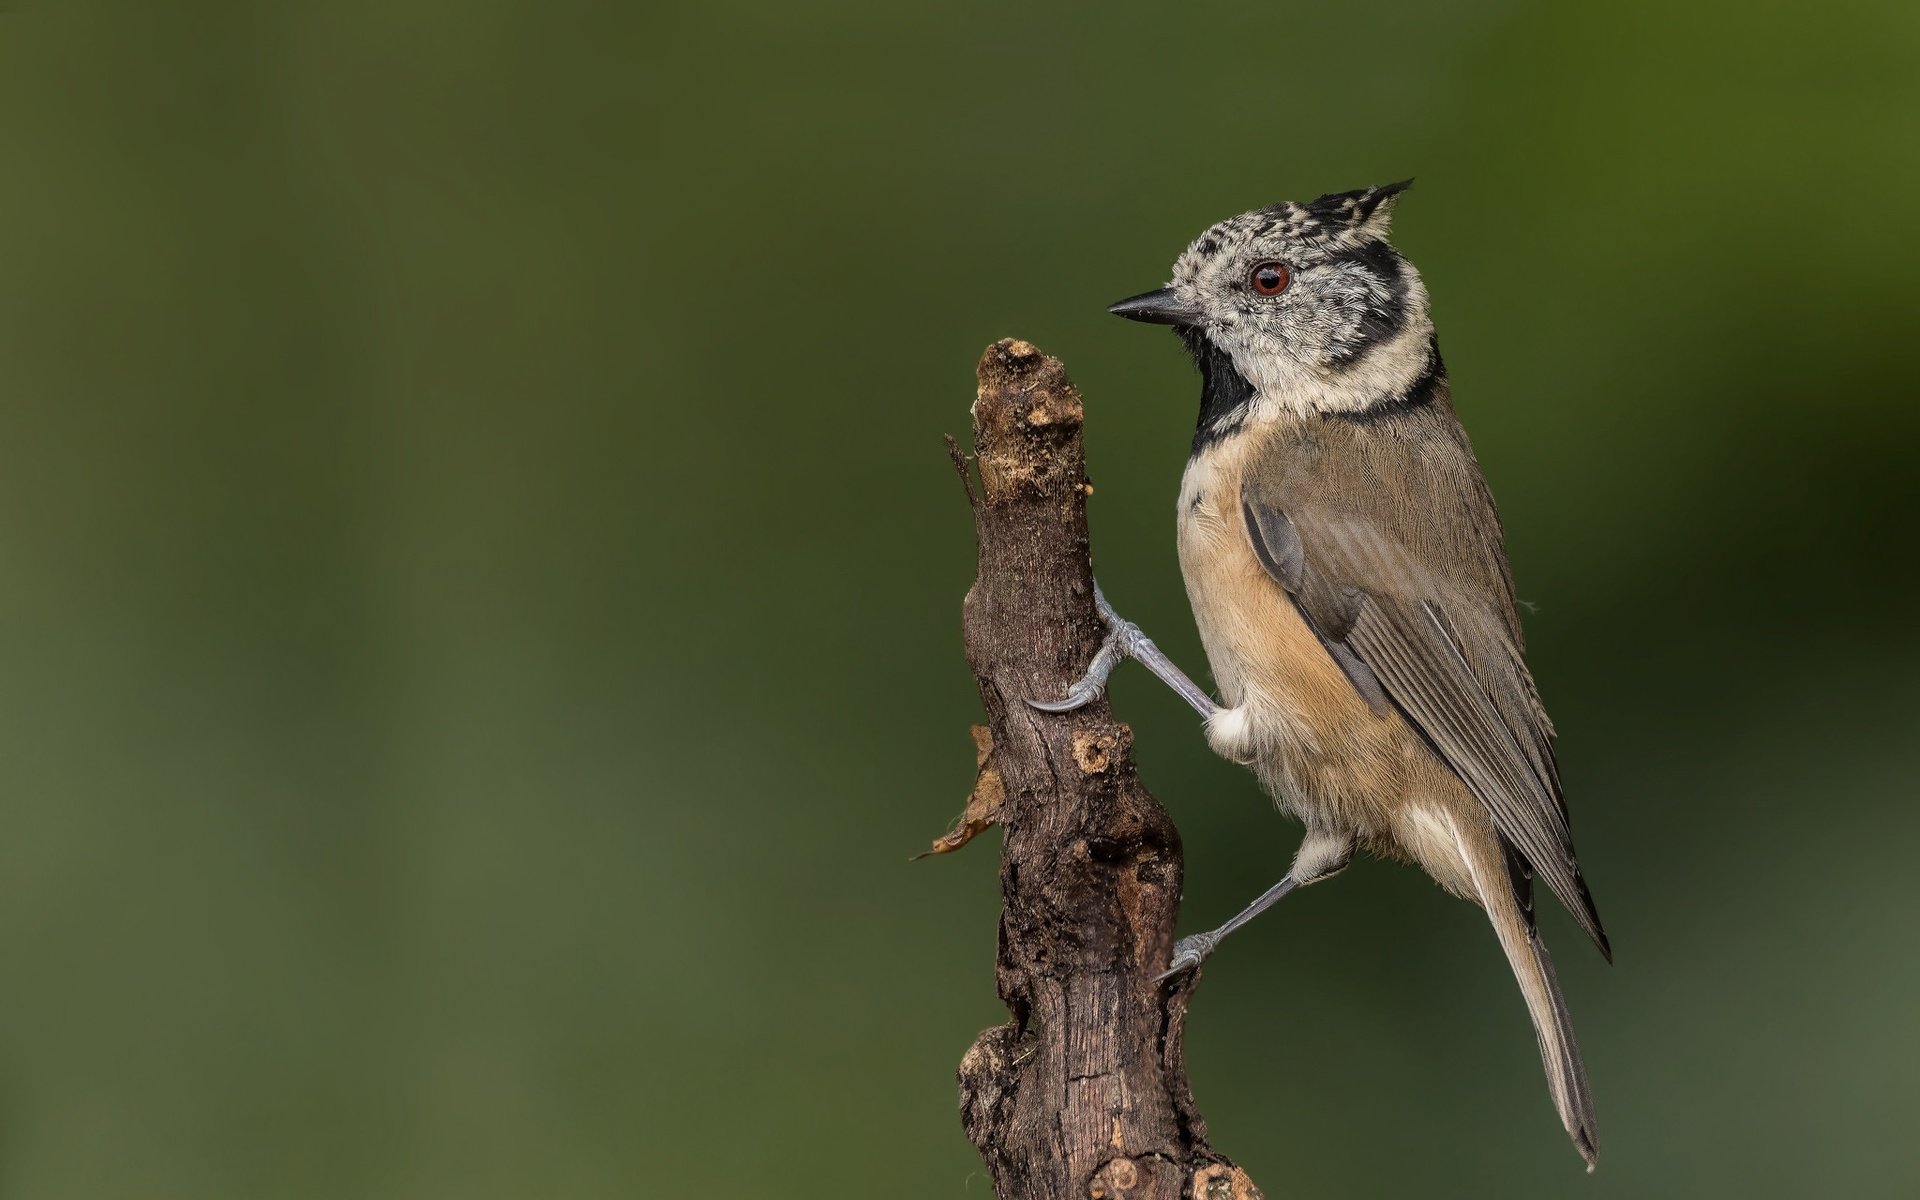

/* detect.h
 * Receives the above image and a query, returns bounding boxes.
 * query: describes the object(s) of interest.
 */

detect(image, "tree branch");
[949,339,1261,1200]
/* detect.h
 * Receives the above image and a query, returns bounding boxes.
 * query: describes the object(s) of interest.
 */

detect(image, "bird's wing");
[1241,482,1609,959]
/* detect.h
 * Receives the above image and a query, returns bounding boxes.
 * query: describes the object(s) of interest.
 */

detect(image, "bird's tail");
[1485,898,1599,1170]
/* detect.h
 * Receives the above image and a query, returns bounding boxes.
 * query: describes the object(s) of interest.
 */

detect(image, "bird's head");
[1111,182,1436,421]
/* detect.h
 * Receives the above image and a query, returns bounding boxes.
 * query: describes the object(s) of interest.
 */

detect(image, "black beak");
[1107,288,1202,327]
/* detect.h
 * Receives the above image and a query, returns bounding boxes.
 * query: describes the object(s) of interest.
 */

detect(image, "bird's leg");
[1027,583,1217,718]
[1156,829,1354,980]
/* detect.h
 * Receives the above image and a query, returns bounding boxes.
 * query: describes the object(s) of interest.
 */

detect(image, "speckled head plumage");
[1111,181,1440,439]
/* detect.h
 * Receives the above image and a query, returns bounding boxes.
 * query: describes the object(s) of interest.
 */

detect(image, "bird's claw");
[1027,682,1103,713]
[1025,588,1142,714]
[1152,933,1218,982]
[1024,583,1218,720]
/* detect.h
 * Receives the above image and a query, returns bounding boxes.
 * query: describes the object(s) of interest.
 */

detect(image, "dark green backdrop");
[1,3,1915,1197]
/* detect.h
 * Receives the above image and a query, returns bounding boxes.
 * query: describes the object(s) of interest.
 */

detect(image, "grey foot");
[1153,932,1221,982]
[1027,584,1217,717]
[1027,585,1143,713]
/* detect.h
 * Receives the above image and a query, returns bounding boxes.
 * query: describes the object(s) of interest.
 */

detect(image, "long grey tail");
[1487,902,1599,1170]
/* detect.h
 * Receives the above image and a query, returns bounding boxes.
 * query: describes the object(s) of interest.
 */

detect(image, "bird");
[1029,181,1609,1169]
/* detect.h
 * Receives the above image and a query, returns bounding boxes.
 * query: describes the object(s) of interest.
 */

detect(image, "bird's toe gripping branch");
[1152,932,1222,982]
[1027,583,1218,718]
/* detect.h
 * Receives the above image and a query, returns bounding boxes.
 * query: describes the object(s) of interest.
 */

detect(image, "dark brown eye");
[1249,261,1291,296]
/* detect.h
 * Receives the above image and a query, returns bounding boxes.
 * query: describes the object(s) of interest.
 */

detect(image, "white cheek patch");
[1233,311,1435,420]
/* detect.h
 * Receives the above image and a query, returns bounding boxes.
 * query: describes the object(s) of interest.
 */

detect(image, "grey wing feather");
[1241,501,1305,591]
[1243,490,1610,960]
[1240,502,1389,714]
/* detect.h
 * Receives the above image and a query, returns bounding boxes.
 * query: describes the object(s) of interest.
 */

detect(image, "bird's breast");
[1176,435,1414,828]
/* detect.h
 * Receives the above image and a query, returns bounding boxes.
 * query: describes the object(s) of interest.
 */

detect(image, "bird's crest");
[1259,180,1412,245]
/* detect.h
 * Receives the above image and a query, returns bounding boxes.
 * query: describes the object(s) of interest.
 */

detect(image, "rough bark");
[950,339,1261,1200]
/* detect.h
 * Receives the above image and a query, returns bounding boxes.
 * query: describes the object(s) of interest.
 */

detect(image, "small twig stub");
[915,725,1002,858]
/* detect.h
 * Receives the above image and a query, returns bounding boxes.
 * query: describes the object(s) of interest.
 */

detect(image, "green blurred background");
[0,2,1915,1196]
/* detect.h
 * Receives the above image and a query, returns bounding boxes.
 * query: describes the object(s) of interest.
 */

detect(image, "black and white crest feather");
[1256,179,1413,246]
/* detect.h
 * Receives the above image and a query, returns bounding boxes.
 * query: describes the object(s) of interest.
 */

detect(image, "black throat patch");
[1178,326,1257,454]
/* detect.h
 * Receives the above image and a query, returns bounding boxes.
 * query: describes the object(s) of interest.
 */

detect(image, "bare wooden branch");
[949,339,1261,1200]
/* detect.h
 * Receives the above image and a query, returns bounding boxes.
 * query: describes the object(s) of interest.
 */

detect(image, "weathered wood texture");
[952,339,1261,1200]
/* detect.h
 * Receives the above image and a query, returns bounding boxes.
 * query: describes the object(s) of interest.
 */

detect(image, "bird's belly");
[1176,460,1419,836]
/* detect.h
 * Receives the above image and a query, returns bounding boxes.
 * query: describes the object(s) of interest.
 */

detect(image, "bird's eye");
[1249,262,1292,296]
